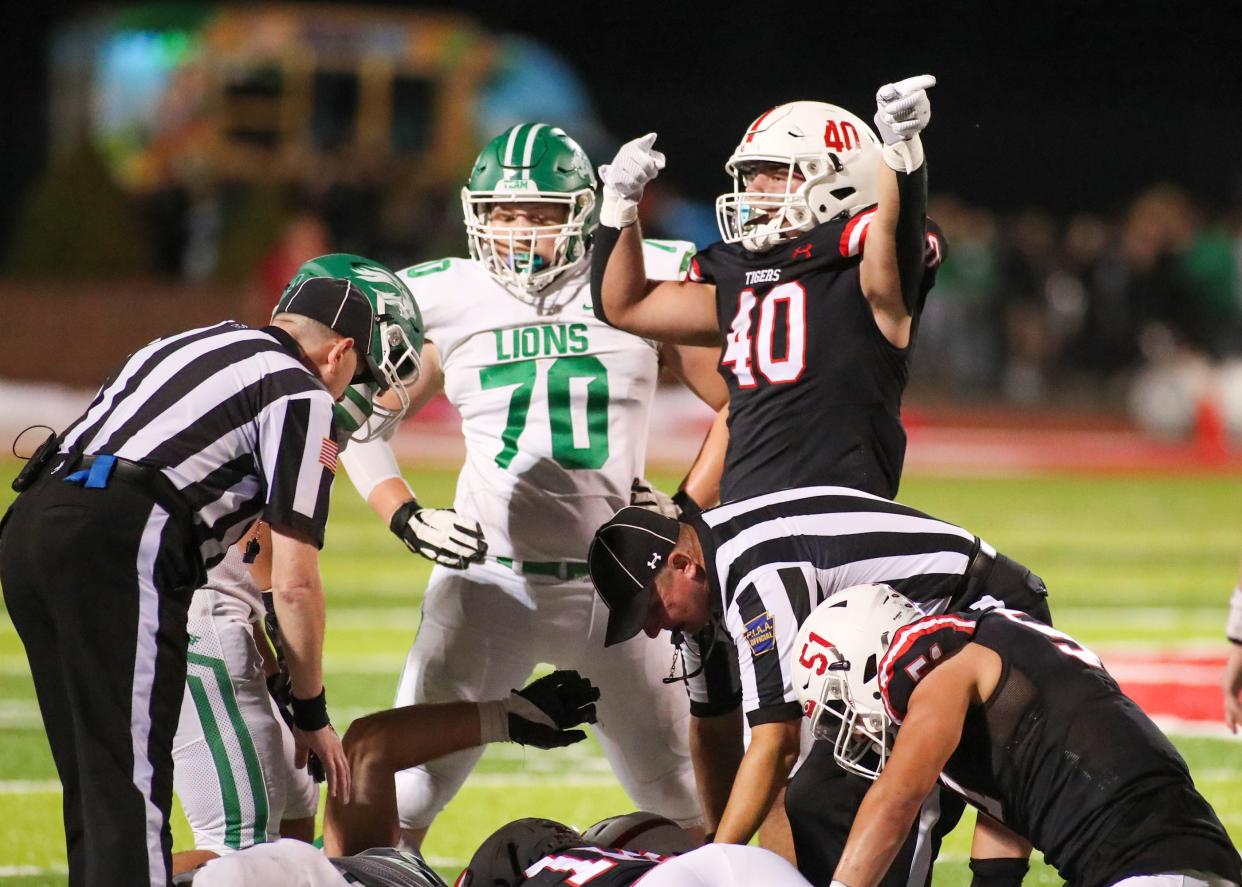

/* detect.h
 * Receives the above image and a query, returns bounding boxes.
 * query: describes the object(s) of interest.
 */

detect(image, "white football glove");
[389,499,487,569]
[598,133,666,228]
[874,74,937,173]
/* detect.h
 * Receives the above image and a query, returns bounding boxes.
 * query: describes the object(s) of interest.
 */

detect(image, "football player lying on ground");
[793,585,1241,887]
[459,816,814,886]
[176,671,598,884]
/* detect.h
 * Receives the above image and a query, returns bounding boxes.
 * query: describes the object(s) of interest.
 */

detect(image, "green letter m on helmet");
[462,123,597,305]
[275,253,424,442]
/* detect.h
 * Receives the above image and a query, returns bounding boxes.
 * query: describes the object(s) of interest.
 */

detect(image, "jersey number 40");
[721,282,807,387]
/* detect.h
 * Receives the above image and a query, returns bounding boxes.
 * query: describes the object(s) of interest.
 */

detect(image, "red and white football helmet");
[716,101,883,252]
[791,584,923,780]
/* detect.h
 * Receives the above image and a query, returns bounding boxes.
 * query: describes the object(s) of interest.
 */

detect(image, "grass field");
[2,461,1241,885]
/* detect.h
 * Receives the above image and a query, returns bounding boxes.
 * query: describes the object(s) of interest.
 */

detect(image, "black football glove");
[506,670,600,749]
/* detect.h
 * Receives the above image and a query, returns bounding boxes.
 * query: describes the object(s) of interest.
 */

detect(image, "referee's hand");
[297,724,351,801]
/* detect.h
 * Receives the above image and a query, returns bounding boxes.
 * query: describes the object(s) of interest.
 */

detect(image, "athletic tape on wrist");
[477,699,510,744]
[291,688,330,731]
[882,135,925,173]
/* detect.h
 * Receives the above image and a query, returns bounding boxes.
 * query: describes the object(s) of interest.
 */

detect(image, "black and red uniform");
[519,846,664,886]
[880,609,1241,887]
[688,209,945,503]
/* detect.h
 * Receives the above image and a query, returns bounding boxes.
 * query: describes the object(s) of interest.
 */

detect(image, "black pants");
[0,473,199,887]
[787,551,1053,886]
[786,744,965,887]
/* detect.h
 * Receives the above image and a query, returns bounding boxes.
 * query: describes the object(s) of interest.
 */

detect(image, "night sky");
[2,0,1240,234]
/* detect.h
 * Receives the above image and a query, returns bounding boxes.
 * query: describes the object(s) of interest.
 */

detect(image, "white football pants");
[173,591,318,855]
[394,561,701,830]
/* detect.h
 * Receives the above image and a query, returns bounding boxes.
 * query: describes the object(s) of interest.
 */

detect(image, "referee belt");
[65,454,195,531]
[496,557,590,581]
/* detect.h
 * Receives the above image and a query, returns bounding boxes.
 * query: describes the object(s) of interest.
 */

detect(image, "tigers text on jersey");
[58,322,337,569]
[399,241,693,562]
[880,610,1242,887]
[687,485,986,726]
[521,846,664,886]
[690,214,945,502]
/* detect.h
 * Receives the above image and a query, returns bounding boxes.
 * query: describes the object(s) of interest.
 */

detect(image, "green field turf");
[2,460,1241,885]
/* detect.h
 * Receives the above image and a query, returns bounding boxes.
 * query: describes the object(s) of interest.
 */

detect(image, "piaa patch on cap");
[744,611,776,657]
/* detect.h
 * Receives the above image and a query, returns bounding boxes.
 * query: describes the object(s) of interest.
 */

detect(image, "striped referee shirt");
[58,321,338,569]
[687,485,992,726]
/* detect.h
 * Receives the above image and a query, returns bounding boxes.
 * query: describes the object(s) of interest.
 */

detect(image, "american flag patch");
[318,438,339,473]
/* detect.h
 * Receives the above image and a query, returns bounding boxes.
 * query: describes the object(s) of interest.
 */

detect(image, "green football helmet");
[275,254,424,442]
[461,123,597,305]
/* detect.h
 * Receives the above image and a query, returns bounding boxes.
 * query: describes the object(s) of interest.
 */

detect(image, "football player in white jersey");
[340,123,729,848]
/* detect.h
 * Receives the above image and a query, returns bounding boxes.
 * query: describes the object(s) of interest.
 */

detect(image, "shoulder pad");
[398,257,467,281]
[877,613,978,724]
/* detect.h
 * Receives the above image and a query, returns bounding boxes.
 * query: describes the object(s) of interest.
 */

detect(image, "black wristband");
[969,856,1029,887]
[589,224,623,327]
[290,687,330,731]
[389,498,420,536]
[672,489,702,519]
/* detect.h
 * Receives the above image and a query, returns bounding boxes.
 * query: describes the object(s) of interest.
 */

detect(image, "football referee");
[589,485,1052,887]
[0,255,420,886]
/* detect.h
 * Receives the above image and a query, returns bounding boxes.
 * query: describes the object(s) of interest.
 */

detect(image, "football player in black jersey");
[590,76,941,504]
[589,75,944,874]
[459,817,813,886]
[791,586,1241,887]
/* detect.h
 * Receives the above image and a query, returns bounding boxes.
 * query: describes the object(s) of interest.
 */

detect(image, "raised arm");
[591,134,721,344]
[860,75,936,349]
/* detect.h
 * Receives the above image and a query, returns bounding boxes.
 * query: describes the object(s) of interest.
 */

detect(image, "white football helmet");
[792,585,924,780]
[716,101,883,252]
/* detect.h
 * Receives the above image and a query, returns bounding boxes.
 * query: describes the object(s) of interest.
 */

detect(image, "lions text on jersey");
[400,240,693,563]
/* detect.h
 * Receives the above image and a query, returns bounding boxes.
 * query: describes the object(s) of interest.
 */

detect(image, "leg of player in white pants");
[546,578,701,828]
[173,591,318,856]
[392,562,701,836]
[393,563,541,835]
[639,845,813,886]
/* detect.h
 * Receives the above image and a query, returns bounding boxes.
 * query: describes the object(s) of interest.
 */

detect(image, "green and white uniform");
[341,242,704,831]
[172,546,318,855]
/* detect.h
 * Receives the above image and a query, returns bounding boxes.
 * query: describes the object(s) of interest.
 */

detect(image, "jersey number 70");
[721,282,807,387]
[479,356,610,470]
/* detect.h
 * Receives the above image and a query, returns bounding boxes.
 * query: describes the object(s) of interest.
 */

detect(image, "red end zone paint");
[1102,650,1229,727]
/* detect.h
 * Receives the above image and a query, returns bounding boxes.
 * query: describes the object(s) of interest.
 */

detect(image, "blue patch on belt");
[744,611,776,657]
[64,455,116,489]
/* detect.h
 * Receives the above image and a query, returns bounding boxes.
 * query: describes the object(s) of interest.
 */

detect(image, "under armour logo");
[648,553,663,569]
[792,243,814,260]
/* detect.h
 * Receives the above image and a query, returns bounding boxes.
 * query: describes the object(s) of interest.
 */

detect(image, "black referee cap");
[588,506,681,647]
[278,277,375,367]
